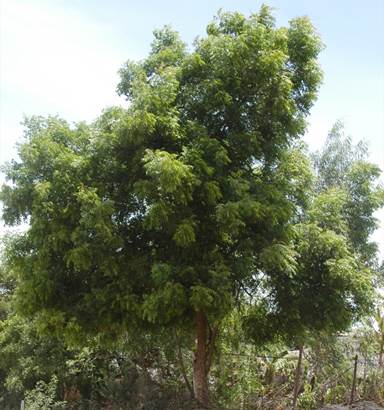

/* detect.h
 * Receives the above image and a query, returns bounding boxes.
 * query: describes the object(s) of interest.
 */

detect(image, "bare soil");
[319,401,384,409]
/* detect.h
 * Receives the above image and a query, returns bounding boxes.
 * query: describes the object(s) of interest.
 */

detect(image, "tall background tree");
[242,123,383,407]
[312,121,384,265]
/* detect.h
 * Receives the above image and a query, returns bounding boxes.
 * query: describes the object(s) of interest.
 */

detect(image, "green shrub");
[297,384,316,410]
[24,376,67,410]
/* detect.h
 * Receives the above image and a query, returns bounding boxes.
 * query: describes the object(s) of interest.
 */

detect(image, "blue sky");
[1,0,383,257]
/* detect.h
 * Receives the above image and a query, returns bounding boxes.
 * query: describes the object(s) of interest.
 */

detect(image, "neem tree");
[0,7,323,405]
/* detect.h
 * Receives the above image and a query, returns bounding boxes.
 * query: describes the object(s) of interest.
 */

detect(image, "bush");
[24,376,67,410]
[298,384,316,410]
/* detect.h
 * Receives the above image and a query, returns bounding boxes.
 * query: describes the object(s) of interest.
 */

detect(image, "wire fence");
[221,346,384,409]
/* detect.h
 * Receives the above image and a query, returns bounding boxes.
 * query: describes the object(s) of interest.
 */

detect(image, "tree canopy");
[0,7,325,405]
[312,122,384,263]
[4,6,383,408]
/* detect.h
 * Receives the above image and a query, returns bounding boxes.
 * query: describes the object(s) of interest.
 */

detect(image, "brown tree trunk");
[193,311,210,407]
[379,334,384,367]
[292,345,303,410]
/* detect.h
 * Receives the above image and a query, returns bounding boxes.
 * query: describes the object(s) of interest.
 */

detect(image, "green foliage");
[297,384,316,410]
[0,6,323,349]
[245,222,373,346]
[309,187,349,236]
[24,376,67,410]
[344,161,384,262]
[312,121,384,263]
[312,121,368,191]
[4,5,382,409]
[244,122,380,360]
[0,314,69,406]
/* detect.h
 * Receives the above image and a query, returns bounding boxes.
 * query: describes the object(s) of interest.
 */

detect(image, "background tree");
[312,122,384,264]
[374,304,384,367]
[242,123,383,407]
[244,219,373,408]
[243,134,375,342]
[312,121,368,192]
[0,6,323,406]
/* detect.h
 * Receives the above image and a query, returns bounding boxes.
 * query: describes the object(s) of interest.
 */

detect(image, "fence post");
[349,354,358,405]
[292,345,304,410]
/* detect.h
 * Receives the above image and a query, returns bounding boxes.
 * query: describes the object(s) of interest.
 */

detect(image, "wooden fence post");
[292,345,304,410]
[349,354,358,405]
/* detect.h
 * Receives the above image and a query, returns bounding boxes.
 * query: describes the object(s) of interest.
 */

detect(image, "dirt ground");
[319,401,384,409]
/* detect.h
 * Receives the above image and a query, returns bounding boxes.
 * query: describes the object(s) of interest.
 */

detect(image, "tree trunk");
[379,334,384,368]
[292,345,303,410]
[193,311,210,407]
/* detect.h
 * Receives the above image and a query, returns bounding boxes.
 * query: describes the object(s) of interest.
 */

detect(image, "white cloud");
[0,0,125,127]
